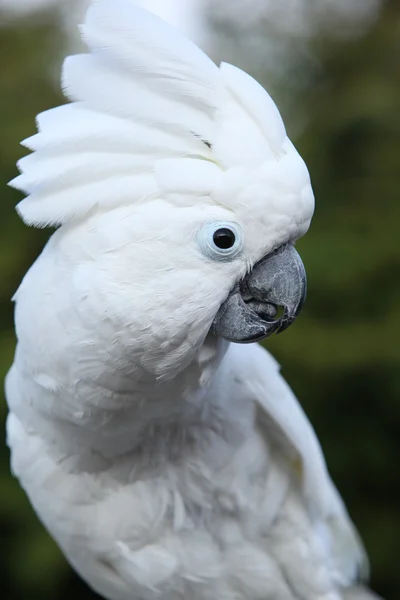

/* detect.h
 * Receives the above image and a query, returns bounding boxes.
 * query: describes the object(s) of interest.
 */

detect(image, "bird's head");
[10,0,314,383]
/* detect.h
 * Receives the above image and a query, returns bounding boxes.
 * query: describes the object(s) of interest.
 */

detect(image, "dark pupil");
[213,228,236,250]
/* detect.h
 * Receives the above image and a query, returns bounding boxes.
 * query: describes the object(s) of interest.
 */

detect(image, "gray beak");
[211,243,307,343]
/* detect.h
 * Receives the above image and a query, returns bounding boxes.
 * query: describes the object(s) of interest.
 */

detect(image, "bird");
[5,1,382,599]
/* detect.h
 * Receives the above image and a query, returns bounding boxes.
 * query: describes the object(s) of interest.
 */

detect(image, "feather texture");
[6,2,380,600]
[12,0,305,228]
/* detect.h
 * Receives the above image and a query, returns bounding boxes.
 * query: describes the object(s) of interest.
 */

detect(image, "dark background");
[0,1,398,599]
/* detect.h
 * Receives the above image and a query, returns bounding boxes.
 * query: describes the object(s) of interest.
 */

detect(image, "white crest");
[11,0,292,227]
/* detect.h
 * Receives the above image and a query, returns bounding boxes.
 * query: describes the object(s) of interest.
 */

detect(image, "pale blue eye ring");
[197,221,244,261]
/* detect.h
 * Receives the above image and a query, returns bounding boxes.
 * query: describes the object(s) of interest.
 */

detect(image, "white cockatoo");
[5,1,382,599]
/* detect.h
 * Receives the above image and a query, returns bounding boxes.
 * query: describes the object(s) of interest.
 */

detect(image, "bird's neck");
[39,336,234,462]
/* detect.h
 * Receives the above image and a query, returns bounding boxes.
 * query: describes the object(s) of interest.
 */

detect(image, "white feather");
[82,0,219,108]
[16,175,157,226]
[14,0,299,228]
[220,62,286,153]
[5,2,375,600]
[61,53,215,135]
[27,104,207,156]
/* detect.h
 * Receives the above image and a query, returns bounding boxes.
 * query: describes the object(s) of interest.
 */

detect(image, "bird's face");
[72,151,313,381]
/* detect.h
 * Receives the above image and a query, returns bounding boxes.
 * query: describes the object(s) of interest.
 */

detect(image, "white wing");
[225,342,371,596]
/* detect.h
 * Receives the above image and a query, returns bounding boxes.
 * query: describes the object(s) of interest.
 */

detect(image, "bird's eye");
[213,228,236,249]
[197,221,243,261]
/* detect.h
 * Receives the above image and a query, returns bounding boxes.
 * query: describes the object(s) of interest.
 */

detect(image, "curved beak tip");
[212,243,307,343]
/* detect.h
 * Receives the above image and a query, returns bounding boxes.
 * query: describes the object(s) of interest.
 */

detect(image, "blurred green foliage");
[0,3,398,600]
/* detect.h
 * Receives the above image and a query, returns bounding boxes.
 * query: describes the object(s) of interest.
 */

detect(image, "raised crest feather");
[13,0,290,227]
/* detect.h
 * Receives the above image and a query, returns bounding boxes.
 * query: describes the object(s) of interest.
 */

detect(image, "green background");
[0,3,398,599]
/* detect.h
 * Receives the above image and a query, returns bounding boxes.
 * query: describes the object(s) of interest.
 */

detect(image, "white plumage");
[6,1,380,599]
